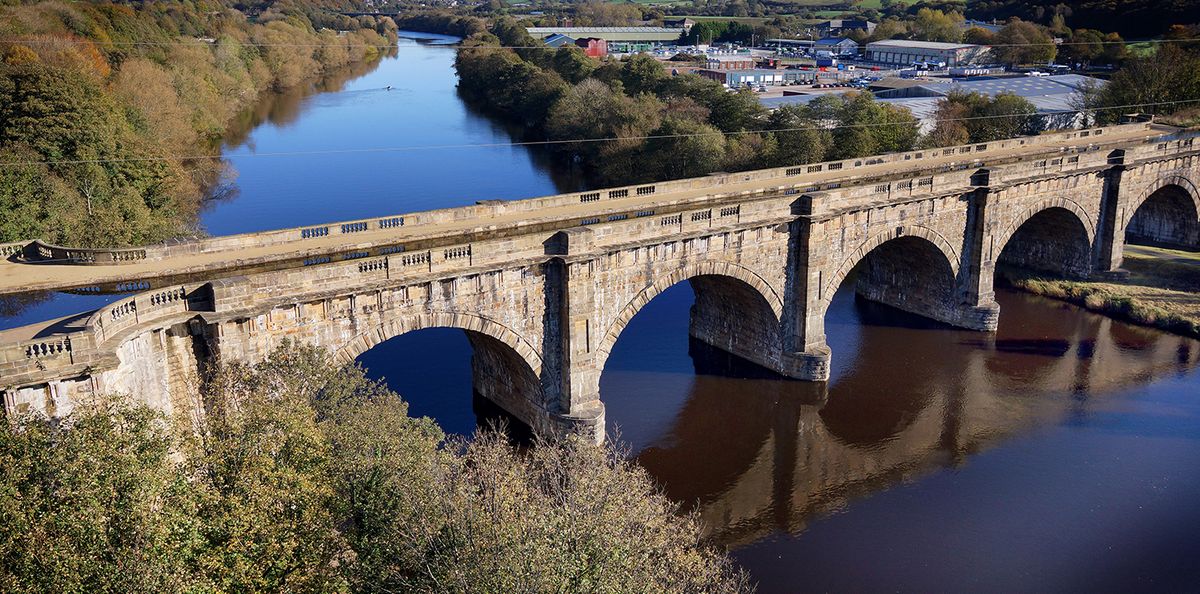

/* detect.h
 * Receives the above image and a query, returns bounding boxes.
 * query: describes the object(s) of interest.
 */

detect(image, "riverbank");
[1001,244,1200,339]
[0,1,398,249]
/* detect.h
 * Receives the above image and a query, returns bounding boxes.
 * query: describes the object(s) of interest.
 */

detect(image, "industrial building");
[816,19,876,37]
[698,69,810,87]
[706,55,756,70]
[876,74,1106,131]
[526,26,683,43]
[865,39,991,66]
[814,37,860,55]
[540,34,609,57]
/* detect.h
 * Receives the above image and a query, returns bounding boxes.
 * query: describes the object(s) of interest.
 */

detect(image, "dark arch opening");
[599,275,784,447]
[1125,185,1200,250]
[599,274,819,517]
[837,235,958,327]
[355,327,540,439]
[601,274,783,383]
[997,207,1091,278]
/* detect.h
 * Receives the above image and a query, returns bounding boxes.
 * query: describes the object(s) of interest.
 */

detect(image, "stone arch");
[594,260,784,372]
[994,199,1095,278]
[1120,175,1200,233]
[823,225,961,304]
[1121,175,1200,249]
[994,197,1097,259]
[332,310,542,376]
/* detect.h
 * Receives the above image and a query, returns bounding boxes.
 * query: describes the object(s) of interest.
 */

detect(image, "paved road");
[0,125,1168,296]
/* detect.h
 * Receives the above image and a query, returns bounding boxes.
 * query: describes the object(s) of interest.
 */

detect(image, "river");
[9,34,1200,591]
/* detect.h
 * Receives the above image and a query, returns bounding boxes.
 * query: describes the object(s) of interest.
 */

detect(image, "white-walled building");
[865,39,991,66]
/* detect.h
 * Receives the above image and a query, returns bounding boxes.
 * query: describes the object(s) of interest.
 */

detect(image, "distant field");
[854,0,918,9]
[1126,41,1157,58]
[679,15,776,24]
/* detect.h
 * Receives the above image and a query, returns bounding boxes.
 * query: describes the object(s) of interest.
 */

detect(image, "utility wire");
[0,36,1196,49]
[0,98,1195,169]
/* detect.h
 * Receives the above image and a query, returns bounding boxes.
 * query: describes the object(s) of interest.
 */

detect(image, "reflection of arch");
[994,197,1097,258]
[594,261,784,370]
[333,311,542,375]
[823,225,961,305]
[1120,175,1200,232]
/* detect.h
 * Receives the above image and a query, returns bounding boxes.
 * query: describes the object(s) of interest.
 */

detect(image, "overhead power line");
[0,36,1196,50]
[0,98,1196,169]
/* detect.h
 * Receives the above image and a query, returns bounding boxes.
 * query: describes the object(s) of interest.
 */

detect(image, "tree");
[928,90,1040,144]
[994,18,1057,65]
[0,342,754,593]
[643,118,727,180]
[0,400,198,592]
[1061,28,1104,65]
[963,26,997,46]
[911,8,965,43]
[620,53,666,95]
[972,91,1038,141]
[817,92,920,159]
[546,79,664,160]
[765,105,827,166]
[705,87,767,132]
[1090,44,1200,123]
[552,46,595,84]
[924,99,971,147]
[868,18,908,42]
[184,347,351,592]
[574,1,643,27]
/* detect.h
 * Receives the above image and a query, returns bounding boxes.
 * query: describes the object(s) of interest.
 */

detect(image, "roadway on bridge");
[0,124,1164,298]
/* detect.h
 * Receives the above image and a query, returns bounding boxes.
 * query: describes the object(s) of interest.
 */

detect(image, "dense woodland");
[0,1,396,248]
[0,343,751,593]
[453,18,1066,185]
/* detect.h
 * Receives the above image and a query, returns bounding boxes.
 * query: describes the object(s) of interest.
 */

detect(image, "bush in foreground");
[0,343,751,593]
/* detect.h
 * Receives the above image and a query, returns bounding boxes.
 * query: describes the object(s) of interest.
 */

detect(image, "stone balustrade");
[4,123,1157,269]
[2,120,1197,443]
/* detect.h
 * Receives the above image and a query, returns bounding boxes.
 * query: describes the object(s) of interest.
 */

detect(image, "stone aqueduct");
[1,121,1198,439]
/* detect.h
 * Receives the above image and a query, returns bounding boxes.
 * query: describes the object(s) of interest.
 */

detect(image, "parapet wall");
[8,123,1163,266]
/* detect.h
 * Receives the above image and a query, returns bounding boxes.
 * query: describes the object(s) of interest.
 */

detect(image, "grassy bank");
[1000,245,1200,339]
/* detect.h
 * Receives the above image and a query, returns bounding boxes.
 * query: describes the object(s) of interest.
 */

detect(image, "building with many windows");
[865,39,991,66]
[705,55,755,70]
[698,68,809,87]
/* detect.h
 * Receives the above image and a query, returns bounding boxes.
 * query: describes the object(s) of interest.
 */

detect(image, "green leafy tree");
[911,8,965,43]
[994,18,1057,65]
[963,26,997,45]
[0,342,754,593]
[0,400,199,592]
[552,46,596,84]
[643,117,727,180]
[1089,44,1200,123]
[926,90,1039,145]
[620,53,667,95]
[184,348,351,592]
[924,98,971,147]
[765,105,827,167]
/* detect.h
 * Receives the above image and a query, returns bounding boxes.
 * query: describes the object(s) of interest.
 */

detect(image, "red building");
[575,37,607,58]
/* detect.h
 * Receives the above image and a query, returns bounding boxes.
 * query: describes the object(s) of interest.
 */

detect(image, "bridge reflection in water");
[599,283,1198,550]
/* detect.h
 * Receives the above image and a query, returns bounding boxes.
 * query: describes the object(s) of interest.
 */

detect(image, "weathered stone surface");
[2,123,1198,442]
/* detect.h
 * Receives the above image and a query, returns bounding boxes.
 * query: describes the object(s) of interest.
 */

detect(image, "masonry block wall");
[3,124,1199,441]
